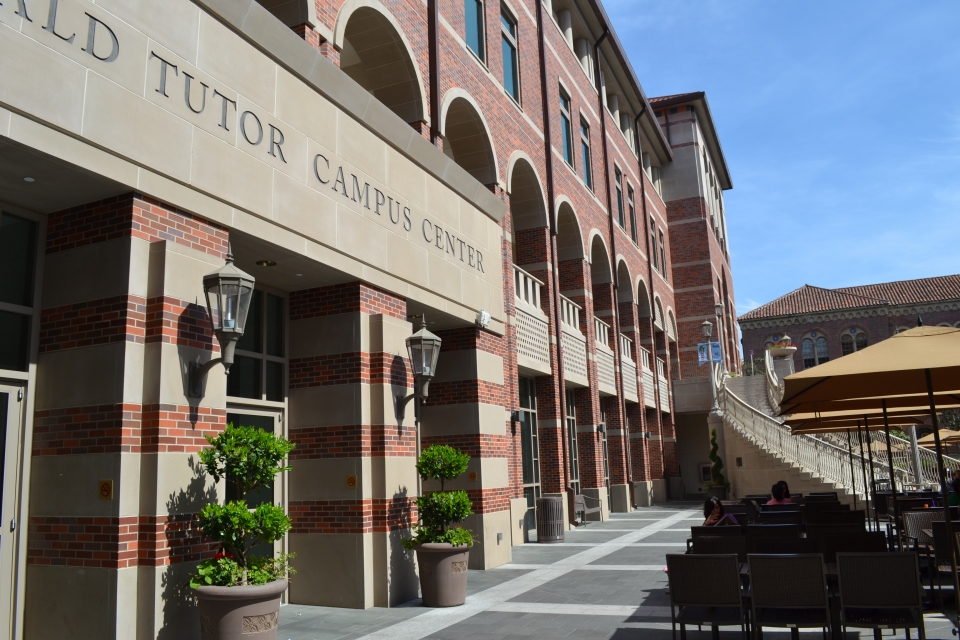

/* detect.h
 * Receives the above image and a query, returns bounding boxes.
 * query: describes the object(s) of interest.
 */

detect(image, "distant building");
[739,275,960,370]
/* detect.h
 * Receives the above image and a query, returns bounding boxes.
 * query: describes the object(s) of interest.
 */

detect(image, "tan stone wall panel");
[272,170,338,247]
[36,342,135,410]
[190,128,273,216]
[197,12,277,112]
[289,384,367,429]
[289,457,373,501]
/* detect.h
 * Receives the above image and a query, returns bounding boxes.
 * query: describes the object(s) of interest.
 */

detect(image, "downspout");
[535,0,571,495]
[427,0,440,144]
[634,111,667,486]
[592,30,630,502]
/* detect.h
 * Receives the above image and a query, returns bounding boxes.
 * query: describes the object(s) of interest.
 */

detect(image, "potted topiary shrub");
[705,428,729,500]
[404,444,473,607]
[190,424,296,640]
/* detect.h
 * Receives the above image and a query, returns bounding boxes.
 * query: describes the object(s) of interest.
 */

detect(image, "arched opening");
[653,296,665,332]
[442,96,498,185]
[339,6,425,125]
[556,200,584,261]
[636,280,651,318]
[509,157,548,265]
[589,235,612,285]
[616,261,633,302]
[667,310,677,342]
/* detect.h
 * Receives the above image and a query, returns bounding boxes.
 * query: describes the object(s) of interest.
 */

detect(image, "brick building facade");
[740,275,960,372]
[0,0,738,635]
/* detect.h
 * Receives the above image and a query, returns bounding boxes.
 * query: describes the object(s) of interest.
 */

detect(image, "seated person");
[703,496,739,526]
[765,482,793,505]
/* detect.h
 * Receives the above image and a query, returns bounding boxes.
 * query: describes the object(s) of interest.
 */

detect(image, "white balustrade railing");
[596,348,617,395]
[594,317,610,348]
[562,330,588,385]
[639,346,651,371]
[560,295,581,332]
[513,266,543,312]
[656,357,670,412]
[619,334,633,362]
[638,346,655,407]
[619,337,638,402]
[719,382,890,501]
[656,357,666,380]
[764,349,784,414]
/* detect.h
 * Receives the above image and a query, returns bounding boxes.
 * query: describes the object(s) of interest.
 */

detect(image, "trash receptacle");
[535,495,564,543]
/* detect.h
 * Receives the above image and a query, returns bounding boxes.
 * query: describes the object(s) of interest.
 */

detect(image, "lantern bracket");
[189,358,223,397]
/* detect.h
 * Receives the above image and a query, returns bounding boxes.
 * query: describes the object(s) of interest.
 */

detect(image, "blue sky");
[607,1,960,315]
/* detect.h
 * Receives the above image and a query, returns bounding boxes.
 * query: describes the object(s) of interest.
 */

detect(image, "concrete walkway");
[278,504,954,639]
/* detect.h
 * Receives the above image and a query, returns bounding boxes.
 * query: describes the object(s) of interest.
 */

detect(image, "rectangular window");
[628,186,637,243]
[614,167,624,228]
[565,389,580,495]
[500,8,519,102]
[228,290,287,401]
[559,88,573,167]
[0,211,38,372]
[579,117,592,188]
[649,218,658,271]
[518,376,541,533]
[659,229,666,273]
[465,0,485,61]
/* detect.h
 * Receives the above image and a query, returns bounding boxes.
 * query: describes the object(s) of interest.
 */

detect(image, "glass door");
[600,406,610,512]
[226,408,283,559]
[518,377,541,534]
[565,389,580,494]
[0,385,23,638]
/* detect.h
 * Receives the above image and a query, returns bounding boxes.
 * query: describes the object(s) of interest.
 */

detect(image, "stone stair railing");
[718,372,888,501]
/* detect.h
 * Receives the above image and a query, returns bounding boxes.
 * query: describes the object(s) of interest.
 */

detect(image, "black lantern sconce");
[189,251,256,397]
[395,316,442,423]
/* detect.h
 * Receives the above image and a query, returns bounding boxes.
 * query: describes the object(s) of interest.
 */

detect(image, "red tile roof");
[649,92,704,105]
[739,275,960,320]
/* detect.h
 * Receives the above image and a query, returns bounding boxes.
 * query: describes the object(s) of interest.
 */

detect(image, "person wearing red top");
[765,482,793,505]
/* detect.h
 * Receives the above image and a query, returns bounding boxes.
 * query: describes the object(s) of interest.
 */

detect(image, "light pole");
[189,251,256,397]
[702,319,718,412]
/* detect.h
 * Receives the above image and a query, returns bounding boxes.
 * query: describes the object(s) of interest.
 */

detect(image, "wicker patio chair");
[747,537,817,555]
[836,552,925,639]
[929,520,960,605]
[724,504,753,524]
[690,536,747,563]
[820,532,886,563]
[807,492,838,499]
[756,511,802,526]
[760,503,801,512]
[806,522,864,545]
[666,554,747,640]
[748,554,830,639]
[744,494,770,503]
[808,509,865,528]
[746,524,799,554]
[902,509,942,552]
[687,525,742,552]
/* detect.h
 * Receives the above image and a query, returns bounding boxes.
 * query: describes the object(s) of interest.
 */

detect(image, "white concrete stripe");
[489,602,671,617]
[519,542,686,547]
[354,509,697,640]
[499,564,666,571]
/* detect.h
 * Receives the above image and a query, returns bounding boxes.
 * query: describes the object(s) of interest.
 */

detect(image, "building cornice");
[738,299,960,331]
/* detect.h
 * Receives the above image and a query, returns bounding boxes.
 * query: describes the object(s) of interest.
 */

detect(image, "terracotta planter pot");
[196,579,287,640]
[768,347,797,358]
[415,543,470,607]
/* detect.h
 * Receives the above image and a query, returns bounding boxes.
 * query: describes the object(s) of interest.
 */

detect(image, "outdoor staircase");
[715,357,870,504]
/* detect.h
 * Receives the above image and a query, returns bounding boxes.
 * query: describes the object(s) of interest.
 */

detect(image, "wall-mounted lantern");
[189,252,256,397]
[395,316,442,422]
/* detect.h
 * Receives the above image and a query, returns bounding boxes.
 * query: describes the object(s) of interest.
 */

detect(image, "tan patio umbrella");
[780,390,960,416]
[917,429,960,447]
[780,325,960,609]
[780,326,960,414]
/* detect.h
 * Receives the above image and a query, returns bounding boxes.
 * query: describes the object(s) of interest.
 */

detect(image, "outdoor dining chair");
[901,509,942,552]
[808,509,865,528]
[761,503,801,512]
[690,536,747,563]
[929,520,960,605]
[748,554,831,640]
[805,523,864,545]
[688,525,742,552]
[666,554,748,640]
[747,537,817,555]
[820,532,887,563]
[807,492,838,499]
[756,511,803,526]
[746,524,799,554]
[836,552,925,639]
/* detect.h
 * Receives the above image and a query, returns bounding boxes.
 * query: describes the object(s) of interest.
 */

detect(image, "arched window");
[802,332,829,369]
[840,328,868,356]
[763,334,782,350]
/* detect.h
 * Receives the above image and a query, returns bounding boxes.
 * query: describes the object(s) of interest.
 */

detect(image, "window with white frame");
[579,117,592,189]
[559,88,573,167]
[801,332,829,369]
[228,289,287,402]
[614,167,624,229]
[628,185,637,244]
[649,217,659,272]
[465,0,485,61]
[840,328,868,356]
[500,7,519,102]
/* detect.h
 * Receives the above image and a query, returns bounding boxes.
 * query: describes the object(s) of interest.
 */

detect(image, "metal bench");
[570,491,602,525]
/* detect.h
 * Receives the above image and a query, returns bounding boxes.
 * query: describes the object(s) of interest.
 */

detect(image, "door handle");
[10,519,14,532]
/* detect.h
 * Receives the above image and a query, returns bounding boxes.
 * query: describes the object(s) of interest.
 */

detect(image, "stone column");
[286,282,418,609]
[28,193,229,639]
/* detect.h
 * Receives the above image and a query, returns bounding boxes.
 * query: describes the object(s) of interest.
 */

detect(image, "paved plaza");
[278,505,955,639]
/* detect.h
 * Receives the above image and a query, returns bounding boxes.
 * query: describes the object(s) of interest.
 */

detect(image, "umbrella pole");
[847,429,858,510]
[926,368,960,617]
[882,400,896,496]
[863,415,879,531]
[856,420,872,528]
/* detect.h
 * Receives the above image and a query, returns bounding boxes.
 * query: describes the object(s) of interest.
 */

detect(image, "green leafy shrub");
[707,428,727,487]
[189,424,296,588]
[404,445,473,549]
